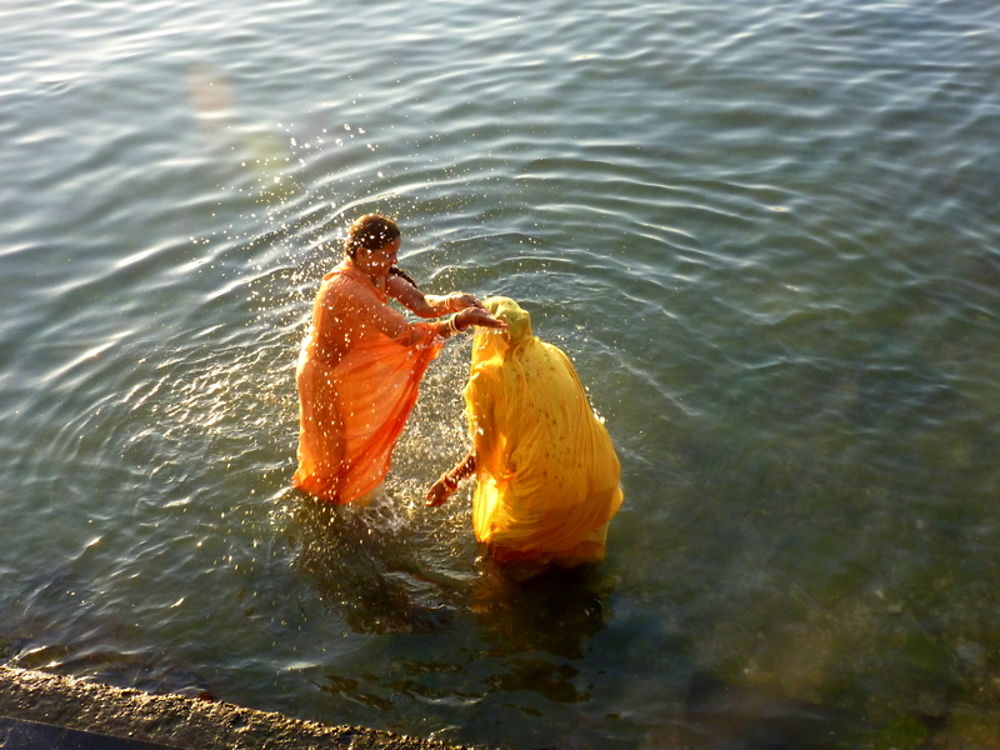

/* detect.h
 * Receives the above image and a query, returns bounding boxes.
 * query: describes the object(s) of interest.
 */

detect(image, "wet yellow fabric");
[464,297,624,563]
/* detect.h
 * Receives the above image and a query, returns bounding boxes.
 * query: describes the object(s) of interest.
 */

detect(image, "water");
[1,0,998,747]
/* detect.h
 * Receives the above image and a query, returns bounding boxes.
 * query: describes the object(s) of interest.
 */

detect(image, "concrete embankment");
[0,666,478,749]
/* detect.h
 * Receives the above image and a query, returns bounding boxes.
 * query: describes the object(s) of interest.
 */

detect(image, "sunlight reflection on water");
[1,0,999,746]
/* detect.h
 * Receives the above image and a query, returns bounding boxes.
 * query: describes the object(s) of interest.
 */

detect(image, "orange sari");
[292,261,443,504]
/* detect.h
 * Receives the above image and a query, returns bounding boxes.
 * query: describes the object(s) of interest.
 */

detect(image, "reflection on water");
[283,487,626,741]
[286,495,467,636]
[2,0,999,746]
[286,490,619,664]
[470,564,614,665]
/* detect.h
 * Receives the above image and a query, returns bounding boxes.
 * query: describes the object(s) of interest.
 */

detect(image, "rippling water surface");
[1,0,998,747]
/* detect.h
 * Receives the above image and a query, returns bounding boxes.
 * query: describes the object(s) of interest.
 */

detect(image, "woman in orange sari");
[425,296,624,574]
[293,214,505,504]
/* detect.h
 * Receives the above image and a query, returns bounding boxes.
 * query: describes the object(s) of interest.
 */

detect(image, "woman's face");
[357,237,400,275]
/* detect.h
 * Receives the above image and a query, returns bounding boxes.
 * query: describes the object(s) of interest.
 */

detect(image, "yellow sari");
[465,297,624,565]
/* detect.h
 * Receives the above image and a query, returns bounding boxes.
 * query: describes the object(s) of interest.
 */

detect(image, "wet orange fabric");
[465,297,624,565]
[293,261,443,504]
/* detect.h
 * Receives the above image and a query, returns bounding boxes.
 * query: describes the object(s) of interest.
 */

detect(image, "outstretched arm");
[425,452,477,507]
[346,281,502,343]
[386,273,487,318]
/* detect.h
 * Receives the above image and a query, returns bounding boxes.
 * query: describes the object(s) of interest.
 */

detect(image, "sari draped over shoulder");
[293,262,443,504]
[464,297,624,564]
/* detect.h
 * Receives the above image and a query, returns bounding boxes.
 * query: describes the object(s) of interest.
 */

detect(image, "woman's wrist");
[436,314,463,338]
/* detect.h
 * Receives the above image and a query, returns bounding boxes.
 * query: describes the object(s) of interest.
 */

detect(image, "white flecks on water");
[0,0,998,747]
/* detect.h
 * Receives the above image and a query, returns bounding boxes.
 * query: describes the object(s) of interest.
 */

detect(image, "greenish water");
[1,0,998,747]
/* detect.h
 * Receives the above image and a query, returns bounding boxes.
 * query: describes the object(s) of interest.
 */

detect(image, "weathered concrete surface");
[0,666,480,750]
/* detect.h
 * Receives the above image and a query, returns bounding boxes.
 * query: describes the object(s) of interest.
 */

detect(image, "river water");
[1,0,998,747]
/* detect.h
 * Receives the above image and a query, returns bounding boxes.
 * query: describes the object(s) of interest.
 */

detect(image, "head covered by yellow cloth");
[464,297,624,562]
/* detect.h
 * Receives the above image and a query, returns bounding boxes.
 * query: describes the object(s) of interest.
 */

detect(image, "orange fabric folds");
[465,297,624,563]
[293,264,443,504]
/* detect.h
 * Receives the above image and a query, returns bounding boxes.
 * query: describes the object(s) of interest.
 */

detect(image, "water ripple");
[2,0,1000,745]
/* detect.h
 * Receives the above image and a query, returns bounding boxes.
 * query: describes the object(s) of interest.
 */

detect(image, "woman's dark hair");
[345,213,419,289]
[389,265,419,288]
[344,213,401,258]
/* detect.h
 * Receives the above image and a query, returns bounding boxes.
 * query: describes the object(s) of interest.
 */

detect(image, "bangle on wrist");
[442,474,458,491]
[447,315,461,336]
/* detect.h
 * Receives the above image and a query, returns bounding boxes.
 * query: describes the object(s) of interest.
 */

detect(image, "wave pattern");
[1,0,998,746]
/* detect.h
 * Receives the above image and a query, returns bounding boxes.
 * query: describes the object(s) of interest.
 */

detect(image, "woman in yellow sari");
[293,214,505,505]
[426,296,624,571]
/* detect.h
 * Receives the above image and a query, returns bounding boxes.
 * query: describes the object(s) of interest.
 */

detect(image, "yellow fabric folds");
[465,297,624,562]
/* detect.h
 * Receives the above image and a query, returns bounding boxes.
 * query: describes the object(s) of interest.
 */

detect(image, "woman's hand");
[426,454,476,507]
[425,478,456,507]
[456,306,506,331]
[426,292,486,315]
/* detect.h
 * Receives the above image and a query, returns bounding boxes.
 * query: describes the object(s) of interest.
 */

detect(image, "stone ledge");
[0,666,478,750]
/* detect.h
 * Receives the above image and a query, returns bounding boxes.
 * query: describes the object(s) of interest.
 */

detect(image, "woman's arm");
[386,273,435,317]
[386,273,487,318]
[425,452,477,507]
[362,287,504,343]
[354,287,418,339]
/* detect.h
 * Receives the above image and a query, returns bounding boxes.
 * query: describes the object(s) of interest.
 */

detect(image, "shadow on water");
[470,562,615,665]
[282,490,630,728]
[283,493,469,636]
[462,564,843,748]
[284,488,622,651]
